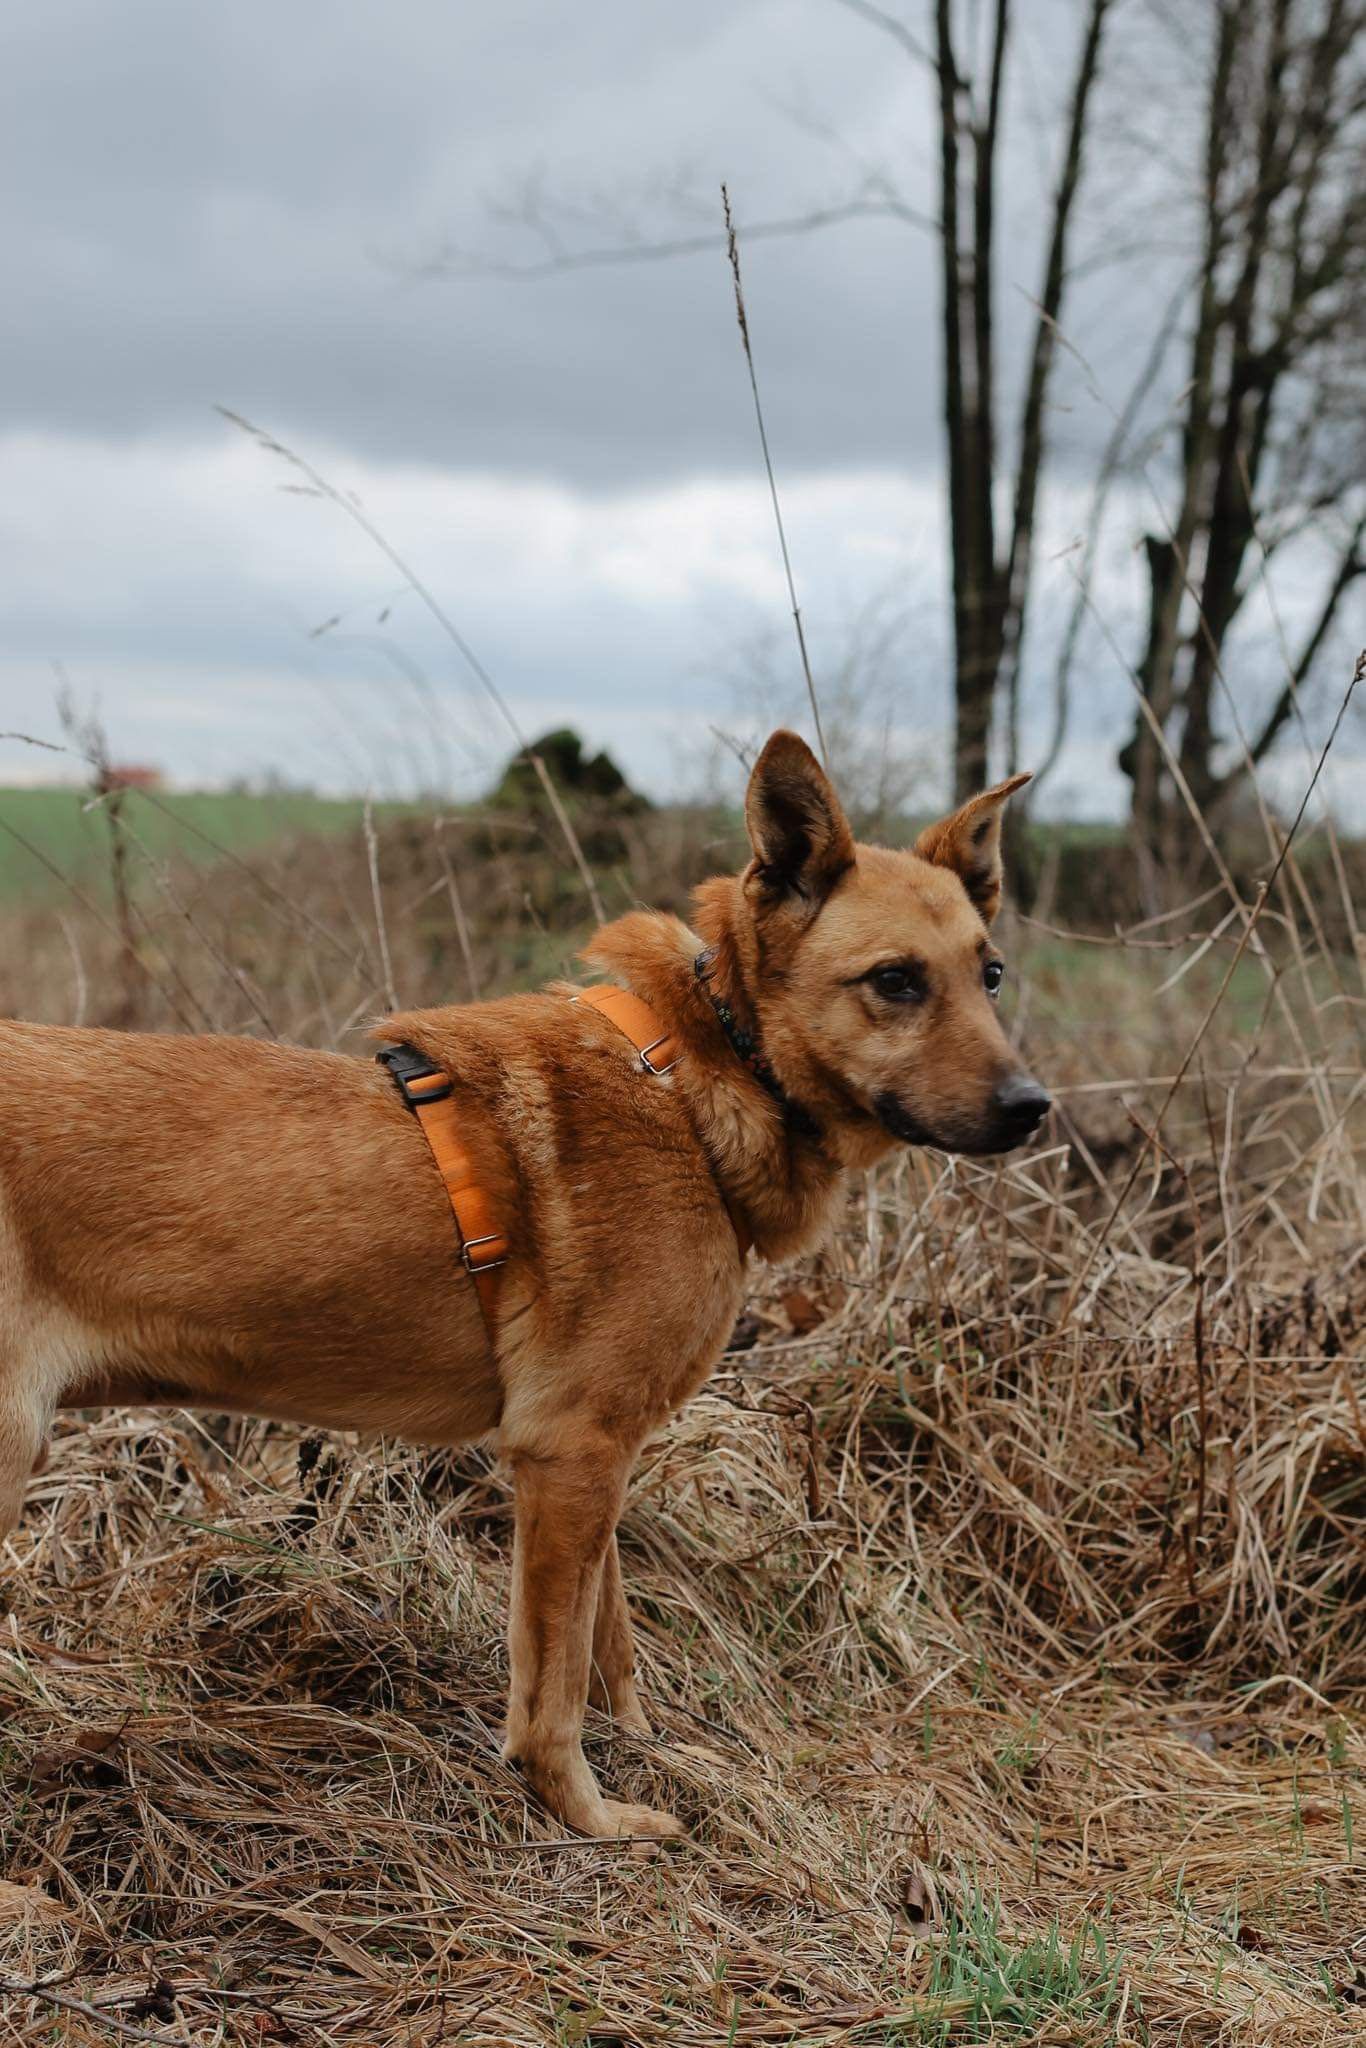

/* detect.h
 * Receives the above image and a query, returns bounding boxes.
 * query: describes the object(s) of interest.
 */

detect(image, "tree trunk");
[1121,0,1240,850]
[997,0,1114,778]
[937,0,1007,804]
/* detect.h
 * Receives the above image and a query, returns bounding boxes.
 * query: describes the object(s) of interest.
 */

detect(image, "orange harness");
[377,984,708,1340]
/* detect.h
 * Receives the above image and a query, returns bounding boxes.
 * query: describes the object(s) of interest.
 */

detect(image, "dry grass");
[0,777,1363,2044]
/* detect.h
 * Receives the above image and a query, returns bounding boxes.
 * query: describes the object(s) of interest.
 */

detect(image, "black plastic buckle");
[376,1041,454,1109]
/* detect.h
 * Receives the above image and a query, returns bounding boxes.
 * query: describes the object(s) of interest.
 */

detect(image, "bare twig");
[722,187,829,771]
[434,817,483,1003]
[219,409,607,925]
[364,798,399,1013]
[0,1976,187,2043]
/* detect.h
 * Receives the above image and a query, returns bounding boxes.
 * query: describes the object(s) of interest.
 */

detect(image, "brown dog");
[0,733,1047,1838]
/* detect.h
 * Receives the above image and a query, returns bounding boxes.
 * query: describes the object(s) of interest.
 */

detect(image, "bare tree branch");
[829,0,935,69]
[1120,0,1242,836]
[417,193,934,281]
[1242,509,1366,772]
[996,0,1115,777]
[1035,267,1194,796]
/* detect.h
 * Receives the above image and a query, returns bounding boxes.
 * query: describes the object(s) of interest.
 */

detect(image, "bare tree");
[928,0,1114,799]
[427,1,1115,807]
[1119,0,1366,858]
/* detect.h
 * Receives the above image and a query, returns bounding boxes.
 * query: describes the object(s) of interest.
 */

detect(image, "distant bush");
[487,728,649,813]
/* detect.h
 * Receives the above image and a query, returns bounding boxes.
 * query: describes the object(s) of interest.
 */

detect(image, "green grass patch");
[0,785,415,900]
[911,1881,1133,2043]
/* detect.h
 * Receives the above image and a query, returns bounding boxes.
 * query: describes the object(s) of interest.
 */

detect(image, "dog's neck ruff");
[378,982,754,1342]
[694,948,821,1141]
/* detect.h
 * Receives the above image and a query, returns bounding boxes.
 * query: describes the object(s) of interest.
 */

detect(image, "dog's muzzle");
[874,1072,1051,1156]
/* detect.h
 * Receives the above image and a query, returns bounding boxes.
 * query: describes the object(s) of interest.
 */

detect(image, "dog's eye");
[871,964,924,1002]
[984,960,1005,999]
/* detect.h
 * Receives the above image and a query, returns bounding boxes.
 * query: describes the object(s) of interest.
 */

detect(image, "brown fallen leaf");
[27,1726,125,1796]
[781,1288,824,1335]
[899,1866,934,1935]
[0,1881,72,1925]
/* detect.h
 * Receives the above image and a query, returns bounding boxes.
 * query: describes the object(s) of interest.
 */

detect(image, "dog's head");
[721,730,1050,1159]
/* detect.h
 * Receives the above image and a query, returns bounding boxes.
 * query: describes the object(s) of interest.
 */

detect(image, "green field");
[0,785,411,901]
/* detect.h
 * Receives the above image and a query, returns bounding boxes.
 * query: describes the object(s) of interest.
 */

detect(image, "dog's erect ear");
[913,772,1031,924]
[744,730,855,907]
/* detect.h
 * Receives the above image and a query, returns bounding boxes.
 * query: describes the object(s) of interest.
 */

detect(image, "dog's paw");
[596,1798,684,1841]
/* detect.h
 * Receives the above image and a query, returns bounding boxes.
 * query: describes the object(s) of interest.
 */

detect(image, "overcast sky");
[2,0,1361,817]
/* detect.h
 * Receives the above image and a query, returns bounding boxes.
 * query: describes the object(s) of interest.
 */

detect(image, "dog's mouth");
[873,1090,1046,1158]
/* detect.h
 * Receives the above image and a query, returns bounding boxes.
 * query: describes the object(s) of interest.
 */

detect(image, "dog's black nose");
[990,1073,1051,1137]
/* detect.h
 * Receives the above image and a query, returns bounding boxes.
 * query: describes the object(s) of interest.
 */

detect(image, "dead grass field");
[0,780,1362,2045]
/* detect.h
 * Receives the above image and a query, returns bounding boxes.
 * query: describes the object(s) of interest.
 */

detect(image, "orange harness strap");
[379,984,749,1338]
[573,983,683,1074]
[377,1044,508,1331]
[576,986,753,1258]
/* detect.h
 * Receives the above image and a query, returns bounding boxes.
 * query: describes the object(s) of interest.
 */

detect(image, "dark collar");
[694,948,820,1140]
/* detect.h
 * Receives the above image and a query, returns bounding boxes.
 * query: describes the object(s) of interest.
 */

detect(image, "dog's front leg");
[503,1439,680,1840]
[589,1531,650,1735]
